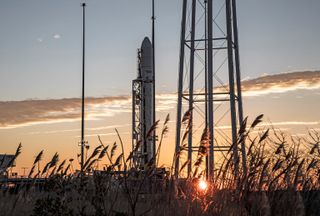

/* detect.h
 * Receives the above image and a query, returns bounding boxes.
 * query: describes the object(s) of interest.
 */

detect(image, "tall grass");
[0,113,319,215]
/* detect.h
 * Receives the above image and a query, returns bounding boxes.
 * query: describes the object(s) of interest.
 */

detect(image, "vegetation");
[0,113,320,216]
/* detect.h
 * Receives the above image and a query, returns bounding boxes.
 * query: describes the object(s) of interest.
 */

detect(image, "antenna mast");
[152,0,156,155]
[80,3,86,174]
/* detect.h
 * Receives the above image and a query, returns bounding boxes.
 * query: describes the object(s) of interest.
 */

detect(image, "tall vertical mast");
[207,0,214,179]
[226,0,239,179]
[80,3,86,174]
[151,0,156,161]
[187,0,196,176]
[232,0,247,177]
[174,0,188,178]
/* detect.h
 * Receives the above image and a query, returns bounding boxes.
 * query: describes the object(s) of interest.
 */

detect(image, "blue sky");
[0,0,320,101]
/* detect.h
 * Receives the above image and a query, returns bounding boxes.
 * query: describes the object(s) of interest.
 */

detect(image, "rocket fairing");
[139,37,154,81]
[132,37,155,168]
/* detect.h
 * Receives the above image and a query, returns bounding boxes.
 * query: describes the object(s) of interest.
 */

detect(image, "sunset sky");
[1,0,320,174]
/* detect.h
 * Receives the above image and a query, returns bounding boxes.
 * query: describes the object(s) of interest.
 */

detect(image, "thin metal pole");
[226,0,239,180]
[152,0,156,162]
[204,0,209,180]
[204,0,208,128]
[232,0,247,177]
[80,3,86,174]
[175,0,188,178]
[187,0,196,177]
[207,0,214,180]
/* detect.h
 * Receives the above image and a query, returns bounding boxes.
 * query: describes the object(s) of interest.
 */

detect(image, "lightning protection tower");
[175,0,247,180]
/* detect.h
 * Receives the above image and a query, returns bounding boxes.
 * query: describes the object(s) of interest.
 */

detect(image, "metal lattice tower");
[132,51,144,168]
[175,0,247,180]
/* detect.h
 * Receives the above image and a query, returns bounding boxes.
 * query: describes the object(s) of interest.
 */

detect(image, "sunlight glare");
[198,180,208,191]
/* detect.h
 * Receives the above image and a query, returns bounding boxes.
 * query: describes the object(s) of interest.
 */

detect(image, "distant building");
[0,155,15,178]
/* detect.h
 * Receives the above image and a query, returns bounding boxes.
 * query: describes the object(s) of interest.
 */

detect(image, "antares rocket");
[132,37,155,169]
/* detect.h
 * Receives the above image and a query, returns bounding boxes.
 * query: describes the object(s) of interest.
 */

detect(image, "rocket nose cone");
[141,37,152,49]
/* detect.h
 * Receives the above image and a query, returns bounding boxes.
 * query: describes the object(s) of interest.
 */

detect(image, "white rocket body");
[138,37,155,165]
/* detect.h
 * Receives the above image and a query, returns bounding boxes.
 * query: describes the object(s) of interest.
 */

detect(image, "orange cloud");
[0,96,130,129]
[195,71,320,98]
[239,70,320,96]
[1,71,319,129]
[0,94,177,129]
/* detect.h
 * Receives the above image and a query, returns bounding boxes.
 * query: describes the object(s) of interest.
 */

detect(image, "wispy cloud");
[0,94,176,129]
[0,96,130,129]
[186,71,320,98]
[53,34,61,39]
[156,94,177,112]
[215,121,319,130]
[262,121,319,126]
[26,124,131,135]
[77,132,131,138]
[239,71,320,96]
[1,71,319,129]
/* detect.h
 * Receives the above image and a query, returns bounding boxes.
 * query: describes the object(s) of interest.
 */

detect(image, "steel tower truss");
[175,0,247,180]
[132,50,145,169]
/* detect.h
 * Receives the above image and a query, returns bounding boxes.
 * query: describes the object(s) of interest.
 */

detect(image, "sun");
[198,179,208,191]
